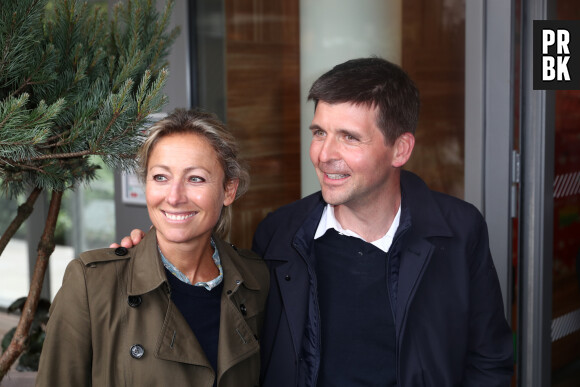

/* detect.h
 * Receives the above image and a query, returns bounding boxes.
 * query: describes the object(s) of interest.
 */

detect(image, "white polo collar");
[314,203,401,253]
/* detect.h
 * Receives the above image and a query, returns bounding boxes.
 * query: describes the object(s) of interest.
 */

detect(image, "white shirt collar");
[314,204,401,253]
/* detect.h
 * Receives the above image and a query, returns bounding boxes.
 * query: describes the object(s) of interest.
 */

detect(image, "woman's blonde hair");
[137,109,249,238]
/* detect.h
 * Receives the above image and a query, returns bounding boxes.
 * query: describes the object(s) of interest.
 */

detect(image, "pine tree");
[0,0,179,378]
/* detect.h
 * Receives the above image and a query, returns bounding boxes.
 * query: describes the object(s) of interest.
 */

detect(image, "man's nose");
[317,136,339,162]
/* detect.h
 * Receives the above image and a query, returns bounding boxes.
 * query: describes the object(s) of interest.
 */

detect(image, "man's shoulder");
[402,170,481,215]
[401,170,485,239]
[252,192,325,252]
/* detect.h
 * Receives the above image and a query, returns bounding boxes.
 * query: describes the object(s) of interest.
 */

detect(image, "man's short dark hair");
[307,57,420,144]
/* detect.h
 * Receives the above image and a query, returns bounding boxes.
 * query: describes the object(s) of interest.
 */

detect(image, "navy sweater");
[315,229,397,386]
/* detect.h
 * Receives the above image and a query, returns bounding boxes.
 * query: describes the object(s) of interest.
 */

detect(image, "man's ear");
[391,132,415,168]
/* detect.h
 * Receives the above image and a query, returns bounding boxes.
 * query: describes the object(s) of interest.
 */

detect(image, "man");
[115,57,513,386]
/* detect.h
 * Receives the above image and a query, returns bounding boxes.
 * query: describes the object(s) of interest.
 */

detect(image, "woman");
[36,109,269,386]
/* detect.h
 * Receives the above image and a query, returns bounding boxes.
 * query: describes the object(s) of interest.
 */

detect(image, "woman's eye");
[153,175,167,182]
[190,176,205,183]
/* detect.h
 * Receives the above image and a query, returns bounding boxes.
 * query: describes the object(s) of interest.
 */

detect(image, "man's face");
[309,101,400,212]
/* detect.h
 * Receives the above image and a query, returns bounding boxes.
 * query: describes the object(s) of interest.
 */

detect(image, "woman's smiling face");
[145,132,237,249]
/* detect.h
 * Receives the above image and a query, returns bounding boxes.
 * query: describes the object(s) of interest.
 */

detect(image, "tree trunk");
[0,190,63,381]
[0,187,43,257]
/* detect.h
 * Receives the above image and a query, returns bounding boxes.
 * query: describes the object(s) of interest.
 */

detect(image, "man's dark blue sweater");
[315,228,397,386]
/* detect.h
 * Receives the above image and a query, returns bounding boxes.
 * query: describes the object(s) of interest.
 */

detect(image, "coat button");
[285,275,291,281]
[115,247,128,256]
[130,344,145,359]
[240,304,247,316]
[128,295,142,308]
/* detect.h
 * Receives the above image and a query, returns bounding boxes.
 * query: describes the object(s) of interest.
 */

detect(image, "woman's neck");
[158,236,218,284]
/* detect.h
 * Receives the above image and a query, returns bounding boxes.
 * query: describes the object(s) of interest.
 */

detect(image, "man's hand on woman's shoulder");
[109,228,146,249]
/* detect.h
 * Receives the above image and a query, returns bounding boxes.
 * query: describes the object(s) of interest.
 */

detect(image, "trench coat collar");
[126,229,264,295]
[215,237,263,292]
[126,228,167,296]
[215,237,262,378]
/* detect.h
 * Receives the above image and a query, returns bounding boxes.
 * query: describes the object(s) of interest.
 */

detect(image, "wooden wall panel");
[402,0,466,199]
[224,0,300,248]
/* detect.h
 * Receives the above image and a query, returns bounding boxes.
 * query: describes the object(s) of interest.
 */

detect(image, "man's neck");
[333,190,401,243]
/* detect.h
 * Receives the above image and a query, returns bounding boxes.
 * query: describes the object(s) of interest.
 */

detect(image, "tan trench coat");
[36,229,269,387]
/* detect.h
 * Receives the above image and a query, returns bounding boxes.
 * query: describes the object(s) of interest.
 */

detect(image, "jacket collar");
[215,237,263,292]
[292,192,326,258]
[291,170,454,253]
[126,229,167,296]
[398,169,454,239]
[127,229,264,296]
[394,170,454,333]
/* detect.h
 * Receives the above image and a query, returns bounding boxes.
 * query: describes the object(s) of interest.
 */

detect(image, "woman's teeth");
[164,212,194,220]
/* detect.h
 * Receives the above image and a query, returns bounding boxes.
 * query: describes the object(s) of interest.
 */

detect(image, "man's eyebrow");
[309,125,360,138]
[336,128,357,136]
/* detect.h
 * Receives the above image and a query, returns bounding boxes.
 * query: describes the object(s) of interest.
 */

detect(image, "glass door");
[550,3,580,384]
[518,0,580,385]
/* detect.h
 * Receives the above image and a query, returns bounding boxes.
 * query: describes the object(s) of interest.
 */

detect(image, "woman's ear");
[391,132,415,168]
[223,178,239,207]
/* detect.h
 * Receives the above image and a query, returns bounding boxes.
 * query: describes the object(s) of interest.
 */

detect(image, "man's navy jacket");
[252,170,513,386]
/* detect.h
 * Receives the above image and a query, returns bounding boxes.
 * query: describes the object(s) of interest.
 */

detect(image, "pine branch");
[9,46,57,98]
[0,0,47,87]
[0,95,64,162]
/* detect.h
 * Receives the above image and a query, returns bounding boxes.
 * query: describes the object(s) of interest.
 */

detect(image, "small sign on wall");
[121,172,146,205]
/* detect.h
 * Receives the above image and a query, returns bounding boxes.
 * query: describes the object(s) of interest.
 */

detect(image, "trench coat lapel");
[216,238,261,379]
[156,300,213,367]
[127,229,213,367]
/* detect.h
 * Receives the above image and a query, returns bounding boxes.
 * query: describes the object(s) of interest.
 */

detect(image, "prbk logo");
[534,20,580,90]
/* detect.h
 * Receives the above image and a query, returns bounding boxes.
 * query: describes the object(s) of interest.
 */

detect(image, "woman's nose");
[166,181,187,205]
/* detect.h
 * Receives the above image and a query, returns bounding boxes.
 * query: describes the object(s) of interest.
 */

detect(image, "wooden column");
[225,0,301,247]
